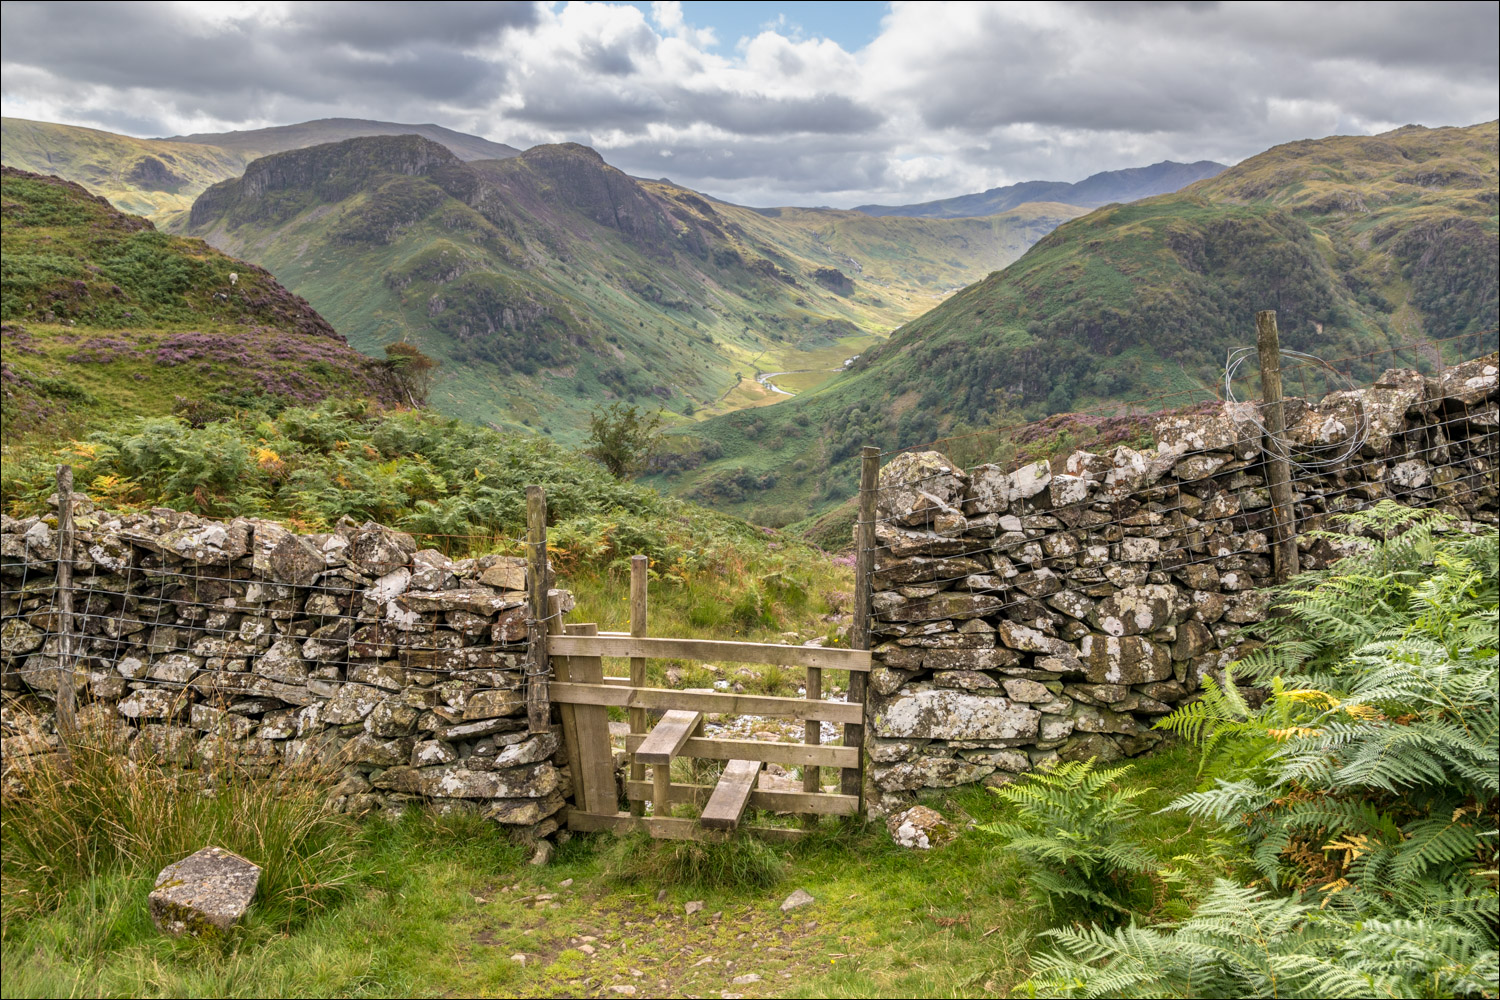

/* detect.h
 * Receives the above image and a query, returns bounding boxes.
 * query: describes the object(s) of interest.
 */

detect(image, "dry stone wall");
[866,355,1498,814]
[0,507,571,840]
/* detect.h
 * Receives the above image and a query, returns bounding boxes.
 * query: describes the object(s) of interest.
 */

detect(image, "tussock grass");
[597,831,788,890]
[1,712,356,933]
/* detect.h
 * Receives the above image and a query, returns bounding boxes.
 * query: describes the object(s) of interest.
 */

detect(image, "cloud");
[1,0,1495,207]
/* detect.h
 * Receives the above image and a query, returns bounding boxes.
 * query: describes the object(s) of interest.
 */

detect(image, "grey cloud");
[0,0,1494,208]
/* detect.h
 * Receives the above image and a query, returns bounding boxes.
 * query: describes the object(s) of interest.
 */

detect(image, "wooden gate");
[524,449,878,841]
[546,557,870,841]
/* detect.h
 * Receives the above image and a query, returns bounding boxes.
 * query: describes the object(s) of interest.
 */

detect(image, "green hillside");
[0,167,398,443]
[666,120,1498,525]
[0,116,519,222]
[178,135,1085,438]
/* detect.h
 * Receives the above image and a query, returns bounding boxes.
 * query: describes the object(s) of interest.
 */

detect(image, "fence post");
[628,554,648,816]
[54,465,77,754]
[843,445,879,805]
[525,485,553,734]
[1255,311,1298,584]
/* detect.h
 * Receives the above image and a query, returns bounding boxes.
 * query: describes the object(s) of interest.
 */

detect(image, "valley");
[660,120,1499,526]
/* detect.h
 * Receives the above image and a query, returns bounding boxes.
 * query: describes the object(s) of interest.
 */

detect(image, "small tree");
[585,402,663,478]
[384,342,437,405]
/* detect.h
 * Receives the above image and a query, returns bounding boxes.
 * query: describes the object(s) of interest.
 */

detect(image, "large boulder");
[149,846,261,937]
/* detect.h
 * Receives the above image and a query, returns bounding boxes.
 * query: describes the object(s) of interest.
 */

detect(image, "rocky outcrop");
[866,355,1498,814]
[0,505,563,841]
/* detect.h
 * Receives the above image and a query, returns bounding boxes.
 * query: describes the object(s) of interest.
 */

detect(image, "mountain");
[0,116,519,221]
[178,134,1086,437]
[856,160,1227,218]
[667,121,1498,526]
[0,166,399,442]
[160,117,521,163]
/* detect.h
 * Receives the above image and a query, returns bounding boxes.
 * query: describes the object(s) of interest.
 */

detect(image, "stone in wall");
[865,354,1498,813]
[0,507,568,841]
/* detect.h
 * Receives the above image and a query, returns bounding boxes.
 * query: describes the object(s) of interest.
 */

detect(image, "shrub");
[584,402,663,479]
[1159,502,1499,898]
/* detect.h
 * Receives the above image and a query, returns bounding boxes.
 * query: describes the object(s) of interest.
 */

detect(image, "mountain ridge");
[855,159,1228,218]
[0,116,520,221]
[178,134,1086,437]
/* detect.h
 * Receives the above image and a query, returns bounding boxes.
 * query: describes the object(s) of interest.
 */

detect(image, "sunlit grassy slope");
[0,167,398,443]
[664,121,1498,526]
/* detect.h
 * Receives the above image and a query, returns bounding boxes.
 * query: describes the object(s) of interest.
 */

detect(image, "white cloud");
[2,0,1495,207]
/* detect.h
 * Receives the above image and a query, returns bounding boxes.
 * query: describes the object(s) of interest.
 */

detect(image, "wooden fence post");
[525,486,552,733]
[1255,311,1298,584]
[54,465,77,754]
[843,445,880,805]
[628,554,648,816]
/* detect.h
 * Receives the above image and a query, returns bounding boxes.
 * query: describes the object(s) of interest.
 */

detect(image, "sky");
[2,1,1497,208]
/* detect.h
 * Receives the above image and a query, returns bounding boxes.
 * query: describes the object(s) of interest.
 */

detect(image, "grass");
[1,738,1218,998]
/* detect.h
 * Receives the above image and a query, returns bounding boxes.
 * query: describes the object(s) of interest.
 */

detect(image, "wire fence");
[856,340,1498,628]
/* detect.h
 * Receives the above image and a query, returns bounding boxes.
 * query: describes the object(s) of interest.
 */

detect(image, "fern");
[1157,502,1497,906]
[981,759,1156,918]
[1026,879,1500,998]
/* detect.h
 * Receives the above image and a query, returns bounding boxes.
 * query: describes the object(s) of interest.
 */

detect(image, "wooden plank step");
[625,780,860,817]
[700,759,762,831]
[627,734,858,769]
[551,635,871,672]
[635,710,703,765]
[549,682,863,722]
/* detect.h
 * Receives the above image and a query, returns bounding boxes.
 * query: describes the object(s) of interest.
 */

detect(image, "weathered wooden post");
[628,554,649,816]
[54,465,77,753]
[525,485,553,733]
[843,445,879,804]
[1255,311,1299,584]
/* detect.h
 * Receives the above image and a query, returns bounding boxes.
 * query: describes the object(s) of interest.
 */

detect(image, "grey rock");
[874,688,1039,741]
[149,846,261,937]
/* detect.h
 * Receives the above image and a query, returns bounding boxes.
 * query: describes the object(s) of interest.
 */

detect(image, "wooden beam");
[635,709,704,765]
[548,682,863,723]
[625,780,860,816]
[1256,310,1299,584]
[53,465,76,760]
[549,634,871,672]
[566,810,808,843]
[700,759,762,831]
[628,554,649,817]
[846,445,879,803]
[803,666,822,798]
[564,623,618,814]
[627,734,858,769]
[525,485,553,734]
